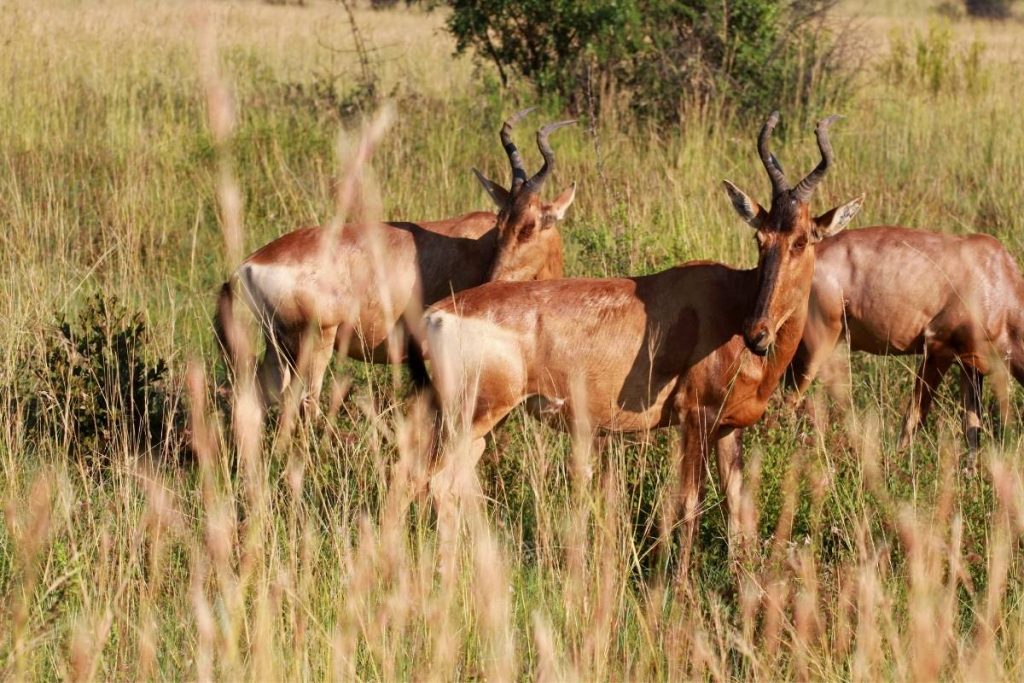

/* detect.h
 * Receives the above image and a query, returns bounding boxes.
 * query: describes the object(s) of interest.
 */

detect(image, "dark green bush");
[965,0,1014,17]
[437,0,858,122]
[32,295,171,464]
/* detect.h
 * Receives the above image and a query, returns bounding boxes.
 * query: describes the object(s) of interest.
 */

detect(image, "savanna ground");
[4,0,1024,679]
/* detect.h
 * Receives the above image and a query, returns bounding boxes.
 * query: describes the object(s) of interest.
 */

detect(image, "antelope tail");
[403,313,443,459]
[404,315,439,408]
[214,281,239,375]
[405,328,431,393]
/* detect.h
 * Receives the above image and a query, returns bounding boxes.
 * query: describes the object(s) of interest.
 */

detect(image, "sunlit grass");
[3,0,1024,679]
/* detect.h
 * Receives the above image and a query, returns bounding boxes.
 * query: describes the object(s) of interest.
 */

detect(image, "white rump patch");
[425,309,524,422]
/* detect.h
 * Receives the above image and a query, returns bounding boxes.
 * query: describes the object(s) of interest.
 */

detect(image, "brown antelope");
[216,110,577,410]
[415,112,863,563]
[787,226,1024,452]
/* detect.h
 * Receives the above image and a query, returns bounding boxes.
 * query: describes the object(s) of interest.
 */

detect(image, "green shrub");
[31,295,171,465]
[436,0,858,122]
[881,23,990,96]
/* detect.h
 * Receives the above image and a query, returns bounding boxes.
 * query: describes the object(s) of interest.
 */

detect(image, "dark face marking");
[743,191,818,355]
[489,193,547,281]
[745,243,782,354]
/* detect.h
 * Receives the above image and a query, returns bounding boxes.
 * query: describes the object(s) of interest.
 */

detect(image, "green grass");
[4,0,1024,680]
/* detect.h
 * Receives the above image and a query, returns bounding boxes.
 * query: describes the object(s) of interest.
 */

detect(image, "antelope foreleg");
[675,412,711,585]
[715,428,748,563]
[898,354,952,451]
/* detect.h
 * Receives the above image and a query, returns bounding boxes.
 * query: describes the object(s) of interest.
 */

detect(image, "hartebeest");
[216,110,577,410]
[416,112,863,560]
[787,226,1024,451]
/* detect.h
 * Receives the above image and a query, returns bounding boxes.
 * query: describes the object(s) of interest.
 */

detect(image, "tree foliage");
[440,0,857,122]
[964,0,1014,18]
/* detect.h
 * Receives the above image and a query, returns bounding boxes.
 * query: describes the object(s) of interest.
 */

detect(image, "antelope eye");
[518,220,537,239]
[792,236,808,252]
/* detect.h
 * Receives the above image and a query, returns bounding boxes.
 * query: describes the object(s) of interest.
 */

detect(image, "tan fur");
[220,117,576,413]
[789,226,1024,450]
[424,114,861,564]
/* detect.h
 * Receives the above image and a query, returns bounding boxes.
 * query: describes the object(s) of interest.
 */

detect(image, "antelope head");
[723,111,864,356]
[474,109,577,282]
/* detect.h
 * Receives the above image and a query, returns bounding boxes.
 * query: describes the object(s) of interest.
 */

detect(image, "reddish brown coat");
[216,112,577,411]
[421,113,863,565]
[790,225,1024,449]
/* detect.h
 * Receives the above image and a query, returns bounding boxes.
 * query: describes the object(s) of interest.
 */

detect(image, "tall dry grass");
[3,0,1024,679]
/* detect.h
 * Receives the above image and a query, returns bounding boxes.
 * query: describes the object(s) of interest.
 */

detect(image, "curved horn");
[793,114,843,203]
[524,119,577,192]
[758,110,789,196]
[500,106,536,193]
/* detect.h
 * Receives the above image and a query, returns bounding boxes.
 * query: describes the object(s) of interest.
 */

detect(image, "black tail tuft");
[214,282,237,374]
[405,321,443,463]
[405,328,432,392]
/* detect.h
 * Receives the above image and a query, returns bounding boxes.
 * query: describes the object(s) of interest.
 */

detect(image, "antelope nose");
[744,321,771,356]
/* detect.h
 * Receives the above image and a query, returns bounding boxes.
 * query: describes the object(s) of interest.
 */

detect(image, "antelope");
[786,226,1024,452]
[215,110,577,411]
[414,112,863,564]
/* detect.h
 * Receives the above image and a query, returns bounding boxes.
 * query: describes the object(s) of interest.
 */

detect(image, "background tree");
[965,0,1014,17]
[438,0,857,122]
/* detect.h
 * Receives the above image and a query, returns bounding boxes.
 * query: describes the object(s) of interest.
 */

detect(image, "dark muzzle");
[743,319,772,356]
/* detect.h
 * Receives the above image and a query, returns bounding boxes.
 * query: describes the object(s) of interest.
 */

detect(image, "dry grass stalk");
[7,2,1024,680]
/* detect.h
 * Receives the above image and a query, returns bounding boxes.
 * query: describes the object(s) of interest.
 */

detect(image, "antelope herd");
[217,107,575,411]
[217,109,1024,569]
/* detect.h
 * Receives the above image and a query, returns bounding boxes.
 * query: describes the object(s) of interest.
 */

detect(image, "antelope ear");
[813,194,864,241]
[722,180,766,228]
[473,168,511,208]
[541,182,576,228]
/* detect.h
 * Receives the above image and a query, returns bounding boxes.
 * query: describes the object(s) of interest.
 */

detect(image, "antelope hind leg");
[257,327,297,409]
[960,365,983,458]
[300,324,339,417]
